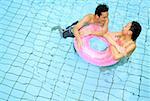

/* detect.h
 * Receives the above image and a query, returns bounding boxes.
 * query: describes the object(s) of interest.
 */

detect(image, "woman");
[103,21,142,60]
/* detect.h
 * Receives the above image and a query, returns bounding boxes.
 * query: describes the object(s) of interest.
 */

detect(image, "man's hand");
[92,31,104,36]
[105,18,109,24]
[77,38,83,49]
[102,18,109,34]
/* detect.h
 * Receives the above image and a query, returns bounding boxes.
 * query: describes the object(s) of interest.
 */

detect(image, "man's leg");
[62,21,78,38]
[62,27,75,38]
[65,21,78,29]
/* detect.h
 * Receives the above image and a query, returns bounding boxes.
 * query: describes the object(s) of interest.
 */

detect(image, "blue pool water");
[0,0,150,101]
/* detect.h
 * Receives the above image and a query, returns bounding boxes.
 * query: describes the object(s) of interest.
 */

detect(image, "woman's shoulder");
[124,40,136,50]
[124,39,135,46]
[129,40,136,45]
[132,40,136,48]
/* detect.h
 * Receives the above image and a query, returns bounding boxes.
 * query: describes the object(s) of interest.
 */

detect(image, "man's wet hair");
[130,21,142,41]
[95,4,109,17]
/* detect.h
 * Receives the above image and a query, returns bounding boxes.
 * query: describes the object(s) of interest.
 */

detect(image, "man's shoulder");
[84,14,94,18]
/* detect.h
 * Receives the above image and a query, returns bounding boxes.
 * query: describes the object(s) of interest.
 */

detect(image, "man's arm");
[90,31,104,36]
[73,14,91,48]
[102,18,109,34]
[90,18,109,36]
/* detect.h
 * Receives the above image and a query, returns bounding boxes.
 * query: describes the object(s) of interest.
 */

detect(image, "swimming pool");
[0,0,149,101]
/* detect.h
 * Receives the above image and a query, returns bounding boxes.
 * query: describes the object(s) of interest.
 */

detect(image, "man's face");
[99,12,108,24]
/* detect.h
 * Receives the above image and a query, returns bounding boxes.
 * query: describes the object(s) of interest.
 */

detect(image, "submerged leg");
[51,21,78,38]
[51,25,64,32]
[66,21,78,29]
[51,25,65,37]
[62,21,78,38]
[62,28,75,38]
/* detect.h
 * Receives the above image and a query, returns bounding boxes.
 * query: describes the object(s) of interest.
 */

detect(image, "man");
[61,4,109,48]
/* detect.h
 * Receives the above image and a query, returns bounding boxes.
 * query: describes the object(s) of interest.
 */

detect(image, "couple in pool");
[58,4,142,61]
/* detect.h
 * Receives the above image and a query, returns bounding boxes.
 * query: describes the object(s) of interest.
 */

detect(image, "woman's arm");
[110,42,136,60]
[110,46,124,60]
[103,33,120,47]
[124,42,136,55]
[103,32,127,54]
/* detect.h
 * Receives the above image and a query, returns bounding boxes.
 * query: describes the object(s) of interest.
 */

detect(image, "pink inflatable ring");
[74,24,119,66]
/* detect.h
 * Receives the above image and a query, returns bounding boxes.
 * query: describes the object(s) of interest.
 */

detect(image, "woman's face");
[122,22,132,35]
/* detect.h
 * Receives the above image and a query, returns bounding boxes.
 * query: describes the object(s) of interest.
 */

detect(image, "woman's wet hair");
[130,21,142,41]
[95,4,109,17]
